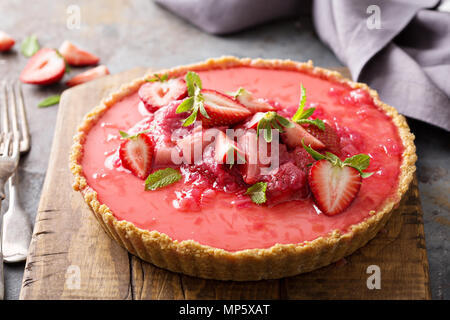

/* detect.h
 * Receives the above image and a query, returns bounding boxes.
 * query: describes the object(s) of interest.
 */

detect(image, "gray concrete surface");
[0,0,448,300]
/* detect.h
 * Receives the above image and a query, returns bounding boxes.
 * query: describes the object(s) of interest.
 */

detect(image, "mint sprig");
[145,168,182,191]
[147,73,169,82]
[38,95,60,108]
[21,35,40,57]
[302,141,374,178]
[256,111,294,142]
[119,129,150,140]
[292,84,325,131]
[176,71,209,126]
[245,182,267,204]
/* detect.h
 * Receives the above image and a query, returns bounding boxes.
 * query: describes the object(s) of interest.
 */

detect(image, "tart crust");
[70,57,417,281]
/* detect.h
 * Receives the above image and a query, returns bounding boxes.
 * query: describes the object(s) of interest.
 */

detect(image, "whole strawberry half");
[66,65,109,87]
[138,78,187,111]
[308,159,362,216]
[306,122,341,155]
[199,89,252,127]
[119,133,155,179]
[0,31,15,51]
[20,48,65,85]
[58,40,99,66]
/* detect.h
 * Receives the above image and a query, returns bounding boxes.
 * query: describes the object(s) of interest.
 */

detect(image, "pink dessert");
[81,66,404,252]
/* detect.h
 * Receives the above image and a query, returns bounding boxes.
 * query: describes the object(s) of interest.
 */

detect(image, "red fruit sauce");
[81,67,404,251]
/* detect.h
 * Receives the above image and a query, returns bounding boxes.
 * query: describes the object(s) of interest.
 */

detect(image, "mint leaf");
[185,71,202,96]
[344,154,373,178]
[147,73,169,82]
[301,140,327,161]
[292,84,307,122]
[302,142,374,178]
[257,112,293,143]
[178,71,207,126]
[176,97,194,113]
[344,154,370,170]
[119,129,150,140]
[245,182,267,204]
[21,35,40,57]
[145,168,182,191]
[38,95,60,108]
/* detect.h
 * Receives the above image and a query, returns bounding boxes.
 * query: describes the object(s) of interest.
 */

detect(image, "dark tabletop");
[0,0,448,300]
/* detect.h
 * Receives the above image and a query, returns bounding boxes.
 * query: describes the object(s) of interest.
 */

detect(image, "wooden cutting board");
[20,67,431,300]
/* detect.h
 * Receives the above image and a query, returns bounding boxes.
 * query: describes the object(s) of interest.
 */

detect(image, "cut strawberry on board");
[232,88,275,113]
[199,89,252,127]
[282,121,325,149]
[0,31,15,51]
[58,40,99,66]
[306,122,341,155]
[138,78,187,111]
[308,159,362,216]
[66,65,109,87]
[19,48,65,85]
[119,132,154,180]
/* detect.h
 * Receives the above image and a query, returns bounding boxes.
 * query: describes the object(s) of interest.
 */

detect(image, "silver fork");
[1,82,31,264]
[0,89,21,299]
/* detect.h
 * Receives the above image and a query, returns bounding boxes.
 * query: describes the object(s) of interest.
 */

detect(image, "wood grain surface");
[19,68,431,300]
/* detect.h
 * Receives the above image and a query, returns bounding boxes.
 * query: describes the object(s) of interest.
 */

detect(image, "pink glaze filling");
[81,67,404,251]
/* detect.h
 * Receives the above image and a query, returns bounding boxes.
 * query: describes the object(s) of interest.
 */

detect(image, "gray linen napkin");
[155,0,450,131]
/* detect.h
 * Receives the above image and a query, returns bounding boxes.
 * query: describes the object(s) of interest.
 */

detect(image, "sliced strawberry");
[119,133,154,179]
[282,120,325,149]
[235,89,275,113]
[238,130,263,184]
[309,160,361,216]
[19,48,65,85]
[66,65,109,87]
[138,78,187,111]
[199,89,251,127]
[305,123,341,155]
[242,112,265,129]
[214,131,244,164]
[58,40,99,66]
[0,31,15,51]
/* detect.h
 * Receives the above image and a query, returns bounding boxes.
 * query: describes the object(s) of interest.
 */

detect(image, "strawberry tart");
[70,57,416,280]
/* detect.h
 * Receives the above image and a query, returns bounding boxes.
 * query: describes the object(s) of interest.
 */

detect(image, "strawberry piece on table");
[119,133,154,179]
[58,40,99,66]
[282,120,325,149]
[19,48,65,85]
[233,88,275,113]
[0,31,15,51]
[66,65,109,87]
[308,159,362,216]
[138,78,187,111]
[306,122,341,155]
[199,89,252,127]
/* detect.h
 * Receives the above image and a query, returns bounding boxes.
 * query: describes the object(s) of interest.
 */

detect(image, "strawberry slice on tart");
[119,130,155,180]
[303,143,373,216]
[230,88,275,113]
[176,71,251,128]
[66,65,109,87]
[0,31,15,51]
[139,77,187,112]
[58,40,99,66]
[20,48,65,85]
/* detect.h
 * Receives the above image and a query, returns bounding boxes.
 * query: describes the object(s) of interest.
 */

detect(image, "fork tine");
[15,82,30,152]
[7,82,20,139]
[2,133,11,156]
[1,80,9,135]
